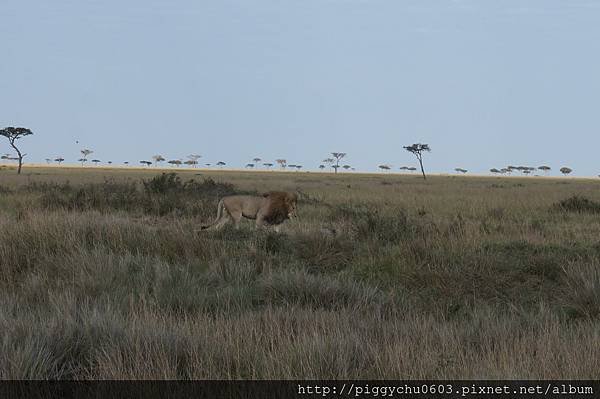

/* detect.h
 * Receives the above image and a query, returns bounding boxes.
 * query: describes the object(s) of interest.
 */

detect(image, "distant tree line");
[0,128,584,178]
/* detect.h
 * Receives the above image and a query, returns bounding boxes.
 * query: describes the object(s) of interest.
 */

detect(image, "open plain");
[0,166,599,379]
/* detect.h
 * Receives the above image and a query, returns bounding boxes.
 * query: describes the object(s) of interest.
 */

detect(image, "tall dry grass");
[0,169,599,379]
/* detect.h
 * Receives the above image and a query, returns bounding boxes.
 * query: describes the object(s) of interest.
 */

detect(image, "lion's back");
[222,195,266,215]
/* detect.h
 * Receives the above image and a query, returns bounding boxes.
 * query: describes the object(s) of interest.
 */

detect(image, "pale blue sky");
[2,0,599,174]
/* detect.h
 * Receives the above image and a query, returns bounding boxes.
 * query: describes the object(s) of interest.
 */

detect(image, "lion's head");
[263,191,298,224]
[285,192,298,219]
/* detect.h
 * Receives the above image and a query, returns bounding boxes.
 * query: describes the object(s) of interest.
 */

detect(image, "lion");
[200,191,298,231]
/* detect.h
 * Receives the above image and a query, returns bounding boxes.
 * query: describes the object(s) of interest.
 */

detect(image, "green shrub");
[553,196,600,214]
[33,175,244,217]
[143,173,184,194]
[143,173,240,198]
[329,203,414,243]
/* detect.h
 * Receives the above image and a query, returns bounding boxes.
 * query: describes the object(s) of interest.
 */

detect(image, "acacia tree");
[0,127,33,174]
[378,164,391,172]
[560,167,572,176]
[516,166,533,175]
[54,157,65,165]
[188,154,201,167]
[276,159,287,169]
[404,143,430,180]
[519,166,535,176]
[455,168,467,174]
[140,160,152,166]
[0,153,15,163]
[80,149,93,166]
[331,152,346,174]
[152,155,165,166]
[91,159,101,166]
[538,165,551,175]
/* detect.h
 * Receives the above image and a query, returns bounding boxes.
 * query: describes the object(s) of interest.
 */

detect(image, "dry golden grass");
[0,166,599,379]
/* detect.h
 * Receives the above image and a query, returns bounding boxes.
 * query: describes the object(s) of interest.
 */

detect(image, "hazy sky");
[2,0,599,174]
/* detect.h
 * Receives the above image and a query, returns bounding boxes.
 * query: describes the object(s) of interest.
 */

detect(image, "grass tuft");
[553,195,600,214]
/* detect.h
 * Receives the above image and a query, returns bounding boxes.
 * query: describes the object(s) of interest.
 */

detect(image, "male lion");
[200,191,298,231]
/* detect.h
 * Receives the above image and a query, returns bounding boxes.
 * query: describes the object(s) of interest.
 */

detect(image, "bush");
[33,175,245,217]
[553,196,600,214]
[329,204,414,244]
[143,173,184,194]
[256,231,355,272]
[38,180,140,213]
[143,173,245,199]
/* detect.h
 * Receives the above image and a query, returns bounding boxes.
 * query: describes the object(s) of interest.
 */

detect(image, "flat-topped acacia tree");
[403,143,431,180]
[560,167,572,176]
[0,127,33,174]
[538,165,551,175]
[80,149,93,166]
[331,152,346,174]
[187,154,201,167]
[275,159,287,169]
[152,155,165,166]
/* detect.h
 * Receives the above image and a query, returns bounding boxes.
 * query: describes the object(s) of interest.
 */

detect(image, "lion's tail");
[200,199,225,230]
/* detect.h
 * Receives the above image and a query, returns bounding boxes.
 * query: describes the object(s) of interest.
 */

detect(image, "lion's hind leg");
[199,199,230,231]
[229,209,243,229]
[212,215,231,230]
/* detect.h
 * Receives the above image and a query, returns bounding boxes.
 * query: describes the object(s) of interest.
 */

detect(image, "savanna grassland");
[1,166,599,379]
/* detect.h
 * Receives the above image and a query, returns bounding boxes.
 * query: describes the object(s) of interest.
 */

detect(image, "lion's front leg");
[255,215,265,229]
